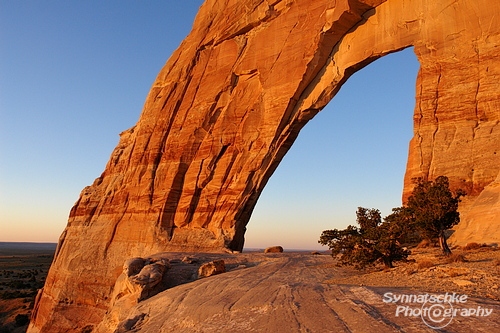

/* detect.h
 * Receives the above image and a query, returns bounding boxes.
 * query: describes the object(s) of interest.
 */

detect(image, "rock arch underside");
[29,0,500,332]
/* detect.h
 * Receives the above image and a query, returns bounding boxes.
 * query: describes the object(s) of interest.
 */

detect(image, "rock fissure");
[103,195,130,256]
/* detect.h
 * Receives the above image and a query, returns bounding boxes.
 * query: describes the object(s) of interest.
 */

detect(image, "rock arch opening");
[245,48,420,250]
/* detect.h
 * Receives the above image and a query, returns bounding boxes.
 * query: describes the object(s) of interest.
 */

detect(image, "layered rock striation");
[29,0,500,332]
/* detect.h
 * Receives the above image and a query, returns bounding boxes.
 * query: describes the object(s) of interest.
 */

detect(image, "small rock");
[198,260,226,278]
[231,264,247,271]
[182,256,198,264]
[453,279,475,287]
[130,263,166,287]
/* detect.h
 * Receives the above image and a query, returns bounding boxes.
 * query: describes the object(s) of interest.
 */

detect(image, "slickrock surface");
[99,251,500,333]
[29,0,500,332]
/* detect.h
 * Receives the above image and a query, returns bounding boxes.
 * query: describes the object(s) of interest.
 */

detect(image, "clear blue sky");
[0,1,419,250]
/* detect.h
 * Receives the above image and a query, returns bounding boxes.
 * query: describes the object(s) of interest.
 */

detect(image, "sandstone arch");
[29,1,500,332]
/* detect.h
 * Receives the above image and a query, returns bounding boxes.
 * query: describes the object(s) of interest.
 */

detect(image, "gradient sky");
[0,1,419,250]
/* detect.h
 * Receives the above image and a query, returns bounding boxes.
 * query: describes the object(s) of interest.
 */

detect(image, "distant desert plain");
[0,243,55,333]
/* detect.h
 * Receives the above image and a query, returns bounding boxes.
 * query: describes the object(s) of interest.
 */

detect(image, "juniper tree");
[319,207,410,269]
[405,176,465,256]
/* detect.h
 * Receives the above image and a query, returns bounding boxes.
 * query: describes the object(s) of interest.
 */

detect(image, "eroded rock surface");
[102,253,500,333]
[94,257,169,332]
[29,0,500,332]
[97,254,233,333]
[122,257,170,302]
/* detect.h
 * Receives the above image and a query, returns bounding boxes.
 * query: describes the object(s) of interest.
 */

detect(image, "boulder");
[114,257,170,303]
[123,257,146,277]
[95,257,170,333]
[198,260,226,278]
[264,246,284,253]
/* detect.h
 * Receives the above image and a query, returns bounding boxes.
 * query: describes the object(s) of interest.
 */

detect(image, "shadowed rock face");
[29,0,500,332]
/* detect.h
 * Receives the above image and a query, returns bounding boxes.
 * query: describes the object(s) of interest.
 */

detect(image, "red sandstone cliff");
[29,0,500,332]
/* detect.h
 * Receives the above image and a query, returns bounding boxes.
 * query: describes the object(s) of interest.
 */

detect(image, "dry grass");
[447,252,467,263]
[327,245,500,301]
[463,242,483,251]
[416,239,431,249]
[417,259,435,270]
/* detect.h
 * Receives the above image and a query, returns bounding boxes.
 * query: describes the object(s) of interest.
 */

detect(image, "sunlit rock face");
[449,172,500,246]
[29,0,500,332]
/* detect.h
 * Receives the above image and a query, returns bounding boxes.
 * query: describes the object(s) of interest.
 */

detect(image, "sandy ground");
[328,245,500,301]
[111,248,500,333]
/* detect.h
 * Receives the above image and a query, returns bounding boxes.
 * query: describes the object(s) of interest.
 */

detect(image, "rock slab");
[105,253,500,333]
